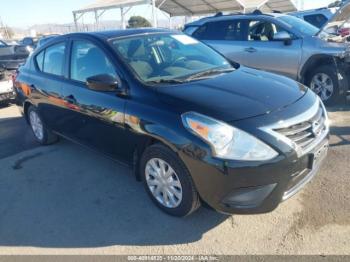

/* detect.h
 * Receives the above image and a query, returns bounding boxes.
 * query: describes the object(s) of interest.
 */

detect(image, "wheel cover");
[145,158,183,208]
[310,73,334,101]
[29,111,44,140]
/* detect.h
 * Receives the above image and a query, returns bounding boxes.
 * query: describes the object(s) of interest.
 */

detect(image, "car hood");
[156,67,307,122]
[318,1,350,37]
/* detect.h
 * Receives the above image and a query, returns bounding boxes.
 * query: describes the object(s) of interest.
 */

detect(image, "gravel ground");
[0,104,349,255]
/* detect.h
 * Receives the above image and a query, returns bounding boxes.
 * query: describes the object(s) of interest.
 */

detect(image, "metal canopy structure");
[73,0,155,30]
[157,0,297,16]
[72,0,297,30]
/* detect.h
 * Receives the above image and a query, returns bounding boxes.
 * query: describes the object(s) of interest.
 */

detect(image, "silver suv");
[185,5,350,105]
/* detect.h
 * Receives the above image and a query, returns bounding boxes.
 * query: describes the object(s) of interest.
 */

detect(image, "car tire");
[307,65,346,106]
[27,105,58,145]
[140,143,201,217]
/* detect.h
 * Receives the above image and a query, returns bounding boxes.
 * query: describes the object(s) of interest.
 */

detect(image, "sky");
[0,0,338,29]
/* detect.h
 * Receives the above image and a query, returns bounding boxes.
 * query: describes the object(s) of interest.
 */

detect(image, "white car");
[0,68,15,106]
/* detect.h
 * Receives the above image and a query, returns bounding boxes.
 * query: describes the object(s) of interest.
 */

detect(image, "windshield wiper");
[146,79,185,85]
[184,68,235,82]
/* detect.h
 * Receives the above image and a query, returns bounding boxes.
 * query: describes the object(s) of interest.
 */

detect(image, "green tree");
[127,16,152,28]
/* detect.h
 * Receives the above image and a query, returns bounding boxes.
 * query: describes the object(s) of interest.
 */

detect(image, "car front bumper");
[178,91,329,215]
[180,137,328,215]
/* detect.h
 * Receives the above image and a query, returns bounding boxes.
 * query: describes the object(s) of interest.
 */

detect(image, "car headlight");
[182,112,278,161]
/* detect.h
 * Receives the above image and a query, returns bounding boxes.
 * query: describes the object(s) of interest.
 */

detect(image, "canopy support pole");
[94,10,99,30]
[73,12,78,31]
[121,7,126,29]
[151,0,157,28]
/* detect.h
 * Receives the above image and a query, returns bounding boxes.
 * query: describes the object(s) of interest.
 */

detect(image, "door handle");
[244,47,257,53]
[64,95,77,104]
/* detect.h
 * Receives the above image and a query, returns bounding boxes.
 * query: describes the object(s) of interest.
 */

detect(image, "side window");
[193,20,246,41]
[35,51,45,71]
[70,40,116,83]
[304,14,328,28]
[248,20,284,41]
[42,42,66,76]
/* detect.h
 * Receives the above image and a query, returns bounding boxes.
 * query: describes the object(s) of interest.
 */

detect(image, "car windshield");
[278,15,320,36]
[109,33,234,84]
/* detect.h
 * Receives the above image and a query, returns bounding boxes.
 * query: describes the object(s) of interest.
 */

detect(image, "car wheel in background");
[140,143,201,217]
[307,65,345,105]
[27,105,58,145]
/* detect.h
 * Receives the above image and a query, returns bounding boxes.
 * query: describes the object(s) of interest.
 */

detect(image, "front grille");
[274,104,327,151]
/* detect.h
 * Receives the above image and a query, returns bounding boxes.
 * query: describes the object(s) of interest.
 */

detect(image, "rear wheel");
[140,144,200,217]
[27,106,58,145]
[307,65,345,105]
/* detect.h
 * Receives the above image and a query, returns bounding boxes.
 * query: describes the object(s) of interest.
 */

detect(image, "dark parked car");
[37,34,60,48]
[20,37,38,50]
[0,39,30,69]
[290,7,350,39]
[14,29,329,217]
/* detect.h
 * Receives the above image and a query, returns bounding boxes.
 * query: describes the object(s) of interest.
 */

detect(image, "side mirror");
[86,74,119,92]
[273,31,292,45]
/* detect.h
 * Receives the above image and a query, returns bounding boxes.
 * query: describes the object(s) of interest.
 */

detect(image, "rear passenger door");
[60,38,129,162]
[193,19,249,63]
[31,41,68,131]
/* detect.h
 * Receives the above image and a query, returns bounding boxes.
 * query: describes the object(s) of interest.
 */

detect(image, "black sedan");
[14,29,329,217]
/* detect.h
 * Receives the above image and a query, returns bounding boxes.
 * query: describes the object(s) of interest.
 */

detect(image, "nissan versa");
[14,29,329,217]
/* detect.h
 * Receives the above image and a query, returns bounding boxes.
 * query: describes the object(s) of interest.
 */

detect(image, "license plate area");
[309,142,328,169]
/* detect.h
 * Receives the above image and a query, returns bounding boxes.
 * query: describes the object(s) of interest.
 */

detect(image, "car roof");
[62,28,178,41]
[185,12,287,27]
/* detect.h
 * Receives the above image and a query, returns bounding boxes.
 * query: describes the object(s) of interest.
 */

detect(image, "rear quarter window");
[35,51,45,71]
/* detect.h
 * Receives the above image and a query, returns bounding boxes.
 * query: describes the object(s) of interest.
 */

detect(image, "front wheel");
[307,65,346,105]
[140,144,201,217]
